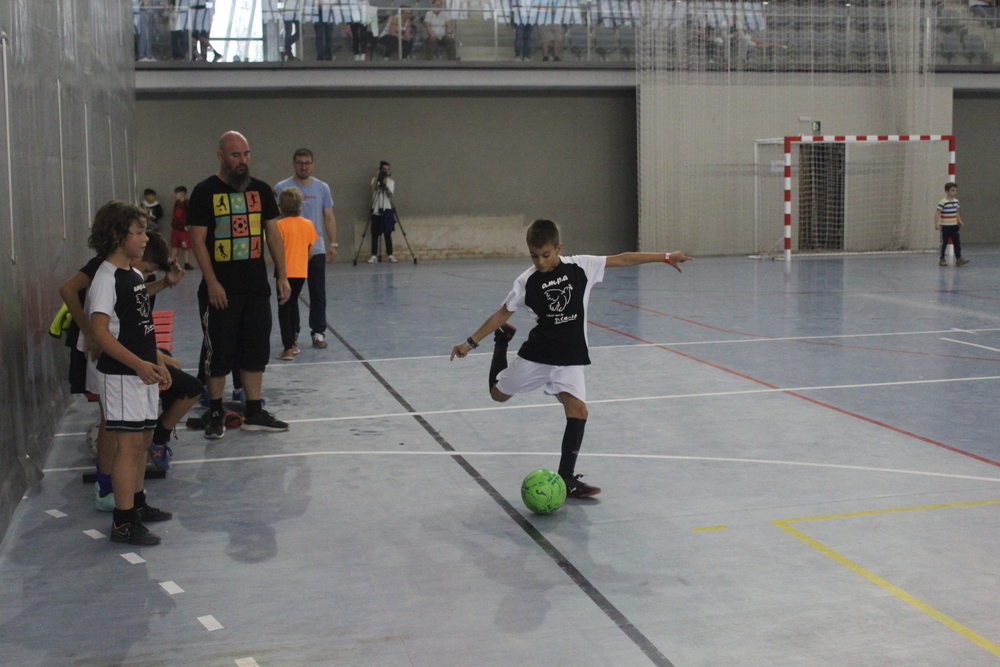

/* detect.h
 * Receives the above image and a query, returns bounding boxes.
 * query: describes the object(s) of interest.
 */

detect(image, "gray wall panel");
[953,94,1000,244]
[0,0,135,543]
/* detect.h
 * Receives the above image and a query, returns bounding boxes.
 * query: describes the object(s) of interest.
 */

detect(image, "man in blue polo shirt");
[274,148,339,349]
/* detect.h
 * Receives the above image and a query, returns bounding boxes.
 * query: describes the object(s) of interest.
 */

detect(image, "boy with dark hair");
[141,188,163,233]
[451,218,691,498]
[86,201,173,545]
[170,185,194,270]
[935,182,969,267]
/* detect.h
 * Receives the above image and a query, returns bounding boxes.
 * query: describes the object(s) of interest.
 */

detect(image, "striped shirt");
[937,197,959,225]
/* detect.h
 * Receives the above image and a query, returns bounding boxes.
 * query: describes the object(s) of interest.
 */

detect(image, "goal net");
[753,135,953,260]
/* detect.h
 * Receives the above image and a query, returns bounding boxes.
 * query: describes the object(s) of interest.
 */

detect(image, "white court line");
[45,509,67,518]
[82,529,104,539]
[941,338,1000,354]
[198,615,224,632]
[43,450,1000,484]
[121,552,146,565]
[279,374,1000,425]
[159,581,185,595]
[235,659,260,667]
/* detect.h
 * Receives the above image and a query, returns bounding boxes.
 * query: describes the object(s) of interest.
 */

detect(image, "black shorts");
[160,364,203,412]
[198,284,272,376]
[68,347,88,394]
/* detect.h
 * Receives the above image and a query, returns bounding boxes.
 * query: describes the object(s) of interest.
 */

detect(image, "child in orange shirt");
[276,187,319,360]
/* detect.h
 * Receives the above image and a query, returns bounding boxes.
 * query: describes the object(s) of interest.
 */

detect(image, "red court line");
[611,299,1000,363]
[589,320,1000,470]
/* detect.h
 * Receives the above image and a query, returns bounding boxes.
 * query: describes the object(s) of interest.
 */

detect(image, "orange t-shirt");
[278,216,319,278]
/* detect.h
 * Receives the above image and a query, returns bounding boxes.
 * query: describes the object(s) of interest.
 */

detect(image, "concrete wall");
[135,92,639,259]
[953,93,1000,244]
[0,0,136,542]
[638,76,953,256]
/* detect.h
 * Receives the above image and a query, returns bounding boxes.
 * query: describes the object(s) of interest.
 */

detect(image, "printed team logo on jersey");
[231,214,249,237]
[544,284,573,313]
[135,289,151,319]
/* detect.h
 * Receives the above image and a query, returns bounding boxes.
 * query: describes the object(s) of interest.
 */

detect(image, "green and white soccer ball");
[521,469,567,515]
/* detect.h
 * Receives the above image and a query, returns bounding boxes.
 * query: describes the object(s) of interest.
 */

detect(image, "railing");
[131,1,999,68]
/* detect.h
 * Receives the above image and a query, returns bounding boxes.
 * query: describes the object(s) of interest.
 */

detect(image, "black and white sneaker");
[562,473,601,498]
[204,410,225,439]
[136,504,173,522]
[495,323,517,343]
[241,410,289,432]
[110,521,161,546]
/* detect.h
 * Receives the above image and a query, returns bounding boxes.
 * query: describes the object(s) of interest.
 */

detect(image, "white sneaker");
[387,255,398,263]
[366,255,377,264]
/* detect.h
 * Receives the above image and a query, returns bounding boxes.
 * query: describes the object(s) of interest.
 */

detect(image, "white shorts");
[97,373,159,432]
[85,356,102,396]
[494,356,587,402]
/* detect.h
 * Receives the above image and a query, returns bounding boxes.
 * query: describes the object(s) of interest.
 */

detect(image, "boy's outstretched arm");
[605,251,693,272]
[450,305,513,361]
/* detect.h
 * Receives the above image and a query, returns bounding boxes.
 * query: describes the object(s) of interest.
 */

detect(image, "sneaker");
[495,323,517,343]
[136,504,173,522]
[957,257,970,266]
[232,387,244,403]
[147,443,173,471]
[205,410,225,439]
[292,345,301,355]
[562,473,601,498]
[277,349,295,360]
[387,255,398,263]
[367,255,377,264]
[87,423,100,456]
[94,482,115,512]
[184,263,194,270]
[939,258,947,266]
[241,410,289,432]
[312,333,328,349]
[110,520,161,546]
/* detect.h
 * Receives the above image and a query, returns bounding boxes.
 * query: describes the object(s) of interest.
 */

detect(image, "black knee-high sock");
[489,336,509,390]
[152,421,172,446]
[558,417,586,478]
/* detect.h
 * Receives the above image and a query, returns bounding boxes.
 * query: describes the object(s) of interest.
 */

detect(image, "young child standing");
[141,188,163,233]
[86,200,173,545]
[276,187,319,360]
[450,218,691,498]
[170,185,194,270]
[935,182,969,267]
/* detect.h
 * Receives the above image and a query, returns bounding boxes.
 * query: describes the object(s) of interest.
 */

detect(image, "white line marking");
[121,552,146,565]
[198,615,224,631]
[83,529,104,539]
[159,581,185,595]
[940,338,1000,354]
[235,659,260,667]
[53,432,87,437]
[951,328,979,335]
[45,509,67,518]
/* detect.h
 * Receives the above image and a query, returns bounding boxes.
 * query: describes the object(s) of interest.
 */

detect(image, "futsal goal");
[753,135,955,261]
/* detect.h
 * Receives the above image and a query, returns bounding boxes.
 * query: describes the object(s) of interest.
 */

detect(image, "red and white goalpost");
[755,134,955,261]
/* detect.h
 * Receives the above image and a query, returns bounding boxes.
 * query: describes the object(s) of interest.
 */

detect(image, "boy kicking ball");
[451,218,691,498]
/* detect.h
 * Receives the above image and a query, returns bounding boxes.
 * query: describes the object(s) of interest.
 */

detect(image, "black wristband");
[466,337,479,349]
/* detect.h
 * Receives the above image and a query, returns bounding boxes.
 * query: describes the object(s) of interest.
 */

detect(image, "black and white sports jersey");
[503,255,606,366]
[85,261,157,376]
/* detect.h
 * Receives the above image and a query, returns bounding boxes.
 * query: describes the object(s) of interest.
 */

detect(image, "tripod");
[353,189,418,265]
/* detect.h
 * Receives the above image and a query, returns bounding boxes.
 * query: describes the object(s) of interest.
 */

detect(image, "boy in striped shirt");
[936,182,969,266]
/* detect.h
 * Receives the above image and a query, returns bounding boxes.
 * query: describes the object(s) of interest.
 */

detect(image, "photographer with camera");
[367,161,397,264]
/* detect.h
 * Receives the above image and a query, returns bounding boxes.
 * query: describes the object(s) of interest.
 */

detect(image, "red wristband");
[664,252,670,263]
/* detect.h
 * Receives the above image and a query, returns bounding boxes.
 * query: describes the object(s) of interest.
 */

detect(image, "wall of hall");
[0,0,136,542]
[135,92,639,259]
[953,93,1000,245]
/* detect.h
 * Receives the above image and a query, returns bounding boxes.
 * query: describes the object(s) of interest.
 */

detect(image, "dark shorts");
[198,284,272,376]
[68,347,88,394]
[160,363,203,411]
[171,228,191,249]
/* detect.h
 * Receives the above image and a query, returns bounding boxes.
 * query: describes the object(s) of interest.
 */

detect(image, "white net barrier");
[754,137,949,257]
[637,1,941,258]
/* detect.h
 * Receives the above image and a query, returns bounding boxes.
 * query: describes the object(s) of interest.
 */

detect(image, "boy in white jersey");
[86,201,174,546]
[935,182,969,267]
[451,218,691,498]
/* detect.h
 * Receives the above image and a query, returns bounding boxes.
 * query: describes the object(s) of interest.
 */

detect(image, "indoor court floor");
[3,248,1000,666]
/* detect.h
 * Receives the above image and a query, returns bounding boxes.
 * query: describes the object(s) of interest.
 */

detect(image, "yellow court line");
[773,498,1000,658]
[692,525,728,532]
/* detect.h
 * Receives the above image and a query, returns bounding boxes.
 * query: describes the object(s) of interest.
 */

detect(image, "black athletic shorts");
[198,284,272,376]
[68,347,88,394]
[160,364,203,412]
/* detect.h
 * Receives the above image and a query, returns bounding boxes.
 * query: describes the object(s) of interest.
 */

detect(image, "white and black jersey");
[85,261,157,376]
[503,255,606,366]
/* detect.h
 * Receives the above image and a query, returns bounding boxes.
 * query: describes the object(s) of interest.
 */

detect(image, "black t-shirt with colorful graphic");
[188,175,280,296]
[503,255,606,367]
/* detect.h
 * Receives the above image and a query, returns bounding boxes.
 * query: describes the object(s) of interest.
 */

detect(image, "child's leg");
[557,392,588,478]
[112,430,146,515]
[489,324,517,391]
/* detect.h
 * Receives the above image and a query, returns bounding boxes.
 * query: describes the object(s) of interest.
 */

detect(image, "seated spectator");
[378,7,415,59]
[424,0,457,61]
[970,0,999,27]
